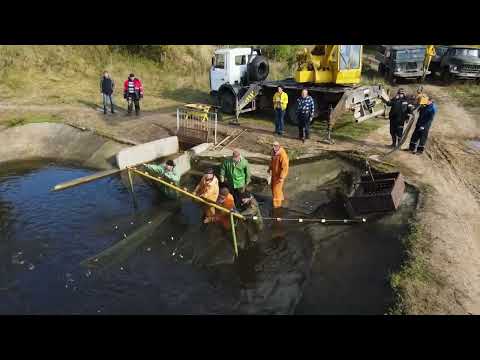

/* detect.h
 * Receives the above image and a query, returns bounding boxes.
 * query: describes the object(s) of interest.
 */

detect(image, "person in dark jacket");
[409,97,437,155]
[123,73,144,116]
[100,71,115,114]
[237,192,263,247]
[295,89,315,142]
[383,88,411,147]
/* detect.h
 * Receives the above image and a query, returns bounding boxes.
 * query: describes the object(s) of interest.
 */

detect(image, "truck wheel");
[219,90,236,114]
[387,70,396,85]
[248,56,269,82]
[286,102,299,126]
[441,69,452,85]
[378,63,385,76]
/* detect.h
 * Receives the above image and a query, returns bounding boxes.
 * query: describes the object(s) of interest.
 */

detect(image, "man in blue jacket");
[409,96,437,155]
[295,89,315,143]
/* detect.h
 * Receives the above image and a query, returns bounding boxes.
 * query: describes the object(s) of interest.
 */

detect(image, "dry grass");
[0,45,215,110]
[445,83,480,110]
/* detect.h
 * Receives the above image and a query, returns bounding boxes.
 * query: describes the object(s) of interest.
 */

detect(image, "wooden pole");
[223,129,247,148]
[52,168,123,192]
[130,168,245,220]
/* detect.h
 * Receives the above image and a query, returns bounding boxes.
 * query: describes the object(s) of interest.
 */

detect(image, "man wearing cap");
[219,149,251,206]
[143,159,180,200]
[268,141,289,209]
[382,88,411,148]
[123,73,144,116]
[237,192,263,247]
[194,168,220,220]
[409,96,437,155]
[272,86,288,136]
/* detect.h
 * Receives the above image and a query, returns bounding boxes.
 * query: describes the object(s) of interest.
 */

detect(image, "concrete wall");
[0,123,127,170]
[116,136,179,169]
[0,124,212,176]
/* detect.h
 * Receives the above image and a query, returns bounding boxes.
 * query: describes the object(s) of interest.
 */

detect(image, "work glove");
[123,92,128,99]
[140,93,144,99]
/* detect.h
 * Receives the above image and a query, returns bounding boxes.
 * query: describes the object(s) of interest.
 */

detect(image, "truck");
[429,45,480,84]
[375,45,431,84]
[209,46,387,142]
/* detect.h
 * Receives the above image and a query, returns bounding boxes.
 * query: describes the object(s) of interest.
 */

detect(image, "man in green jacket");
[219,149,251,205]
[143,159,180,200]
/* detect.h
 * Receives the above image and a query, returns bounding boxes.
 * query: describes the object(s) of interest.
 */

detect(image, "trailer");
[210,47,388,141]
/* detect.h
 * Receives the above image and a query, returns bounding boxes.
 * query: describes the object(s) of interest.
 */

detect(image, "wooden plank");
[52,168,123,192]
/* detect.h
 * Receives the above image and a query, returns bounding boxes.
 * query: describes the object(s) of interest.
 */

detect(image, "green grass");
[311,107,384,141]
[445,83,480,109]
[388,188,447,315]
[5,113,62,127]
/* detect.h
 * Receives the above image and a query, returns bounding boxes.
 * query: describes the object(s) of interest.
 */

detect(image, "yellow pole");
[230,213,238,257]
[129,167,245,220]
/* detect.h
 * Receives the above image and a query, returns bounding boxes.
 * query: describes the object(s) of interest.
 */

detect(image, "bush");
[111,45,168,62]
[261,45,303,68]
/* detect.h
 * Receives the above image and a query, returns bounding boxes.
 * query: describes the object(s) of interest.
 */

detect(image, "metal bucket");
[346,172,405,215]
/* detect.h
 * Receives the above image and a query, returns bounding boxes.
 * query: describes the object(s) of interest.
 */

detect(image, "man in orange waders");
[204,187,236,230]
[193,168,219,220]
[268,141,289,209]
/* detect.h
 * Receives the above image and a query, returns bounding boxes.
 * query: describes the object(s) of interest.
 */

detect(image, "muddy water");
[0,157,418,314]
[0,160,238,314]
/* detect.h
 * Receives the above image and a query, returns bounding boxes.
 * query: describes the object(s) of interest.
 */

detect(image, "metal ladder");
[231,83,263,124]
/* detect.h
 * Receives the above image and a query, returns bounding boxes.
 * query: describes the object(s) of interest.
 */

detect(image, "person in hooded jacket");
[123,73,144,116]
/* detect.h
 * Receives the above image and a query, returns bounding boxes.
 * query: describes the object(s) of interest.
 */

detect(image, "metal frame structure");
[176,104,218,145]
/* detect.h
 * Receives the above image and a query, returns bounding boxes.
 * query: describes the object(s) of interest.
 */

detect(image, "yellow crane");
[295,45,363,85]
[422,45,436,82]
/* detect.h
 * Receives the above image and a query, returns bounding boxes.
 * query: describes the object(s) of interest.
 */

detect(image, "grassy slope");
[0,45,216,110]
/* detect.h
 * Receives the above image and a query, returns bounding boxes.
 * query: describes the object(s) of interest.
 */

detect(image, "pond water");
[0,160,239,314]
[0,157,418,314]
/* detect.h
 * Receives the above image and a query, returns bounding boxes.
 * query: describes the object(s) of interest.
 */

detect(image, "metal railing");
[176,105,218,145]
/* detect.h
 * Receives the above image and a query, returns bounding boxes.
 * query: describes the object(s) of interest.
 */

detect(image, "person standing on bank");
[408,96,437,155]
[100,71,115,115]
[272,86,288,136]
[382,88,410,148]
[123,73,144,116]
[219,149,251,205]
[295,89,315,143]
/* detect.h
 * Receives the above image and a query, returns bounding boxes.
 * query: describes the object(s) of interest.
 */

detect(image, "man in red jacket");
[123,73,144,116]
